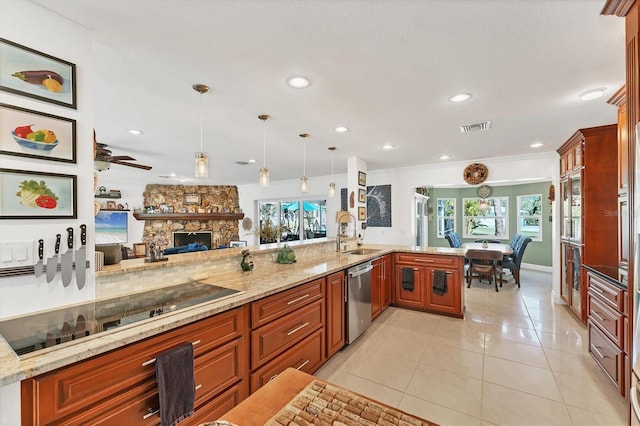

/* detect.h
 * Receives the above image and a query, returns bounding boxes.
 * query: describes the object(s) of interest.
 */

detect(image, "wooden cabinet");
[371,255,391,319]
[557,124,618,322]
[392,253,464,318]
[21,306,249,425]
[325,271,346,358]
[249,278,325,393]
[586,269,628,397]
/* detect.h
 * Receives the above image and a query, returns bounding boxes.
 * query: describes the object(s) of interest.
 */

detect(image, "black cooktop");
[0,282,240,356]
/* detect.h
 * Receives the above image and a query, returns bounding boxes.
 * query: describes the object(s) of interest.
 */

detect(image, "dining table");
[460,242,514,256]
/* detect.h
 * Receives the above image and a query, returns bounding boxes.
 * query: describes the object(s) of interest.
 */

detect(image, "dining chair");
[500,236,532,288]
[464,249,503,292]
[444,231,462,248]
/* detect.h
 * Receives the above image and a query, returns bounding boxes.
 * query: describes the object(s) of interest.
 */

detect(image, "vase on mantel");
[482,241,488,248]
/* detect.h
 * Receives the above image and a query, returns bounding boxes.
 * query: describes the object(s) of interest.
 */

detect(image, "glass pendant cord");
[300,133,309,193]
[258,115,270,187]
[328,146,336,196]
[193,84,209,178]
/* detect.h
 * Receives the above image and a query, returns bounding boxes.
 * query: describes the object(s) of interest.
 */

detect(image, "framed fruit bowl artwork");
[0,168,77,219]
[0,103,76,163]
[0,38,77,109]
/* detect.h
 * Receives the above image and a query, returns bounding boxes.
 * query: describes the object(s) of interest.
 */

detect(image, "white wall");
[0,1,93,422]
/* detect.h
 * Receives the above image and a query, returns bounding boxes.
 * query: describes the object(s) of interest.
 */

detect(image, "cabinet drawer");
[22,307,245,425]
[183,382,247,426]
[251,279,324,328]
[588,321,623,389]
[250,328,325,393]
[194,337,246,405]
[587,272,625,312]
[395,253,459,268]
[588,294,624,349]
[250,299,324,369]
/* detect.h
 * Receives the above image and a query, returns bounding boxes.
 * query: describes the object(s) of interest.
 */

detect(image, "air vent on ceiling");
[235,161,250,166]
[460,120,491,133]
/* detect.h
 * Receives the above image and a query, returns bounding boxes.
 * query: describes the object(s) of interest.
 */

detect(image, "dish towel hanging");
[432,270,448,295]
[401,267,414,291]
[155,342,195,426]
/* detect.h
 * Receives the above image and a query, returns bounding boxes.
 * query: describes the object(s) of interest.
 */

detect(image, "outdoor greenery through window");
[517,194,542,241]
[436,198,456,238]
[463,197,509,239]
[257,200,327,244]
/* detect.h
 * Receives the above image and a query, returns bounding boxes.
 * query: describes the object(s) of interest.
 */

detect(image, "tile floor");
[314,269,628,425]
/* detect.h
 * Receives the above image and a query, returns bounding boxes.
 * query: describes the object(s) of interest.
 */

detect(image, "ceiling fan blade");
[111,159,152,170]
[109,155,136,161]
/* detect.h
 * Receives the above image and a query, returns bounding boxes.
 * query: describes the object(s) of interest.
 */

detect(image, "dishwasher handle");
[349,262,372,277]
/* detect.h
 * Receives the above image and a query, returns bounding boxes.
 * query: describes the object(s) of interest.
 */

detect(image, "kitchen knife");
[34,239,44,277]
[61,227,74,287]
[76,225,87,289]
[46,234,61,283]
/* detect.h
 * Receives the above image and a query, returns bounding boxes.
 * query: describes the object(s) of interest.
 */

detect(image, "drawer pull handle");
[269,374,279,382]
[143,408,160,420]
[142,340,201,366]
[287,294,310,305]
[196,384,202,390]
[287,322,310,336]
[592,345,610,359]
[591,287,604,294]
[591,311,608,322]
[296,359,310,370]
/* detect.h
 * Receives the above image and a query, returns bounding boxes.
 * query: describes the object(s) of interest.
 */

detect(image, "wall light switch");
[0,241,33,267]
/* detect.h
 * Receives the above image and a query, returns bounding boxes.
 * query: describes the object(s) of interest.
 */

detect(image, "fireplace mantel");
[133,213,244,221]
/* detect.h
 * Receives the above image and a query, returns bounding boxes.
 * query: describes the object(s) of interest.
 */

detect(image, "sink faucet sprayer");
[337,212,357,252]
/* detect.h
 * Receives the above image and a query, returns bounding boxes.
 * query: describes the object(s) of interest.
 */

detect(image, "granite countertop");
[0,245,464,386]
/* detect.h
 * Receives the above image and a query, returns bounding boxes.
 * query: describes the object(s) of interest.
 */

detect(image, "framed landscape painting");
[0,38,77,109]
[0,103,76,163]
[0,168,77,219]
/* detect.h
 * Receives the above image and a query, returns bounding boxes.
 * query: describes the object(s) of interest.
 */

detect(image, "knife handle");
[38,239,44,260]
[66,227,74,250]
[55,234,61,254]
[80,224,86,246]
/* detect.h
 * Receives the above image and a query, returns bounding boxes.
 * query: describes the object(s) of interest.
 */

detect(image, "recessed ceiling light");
[235,161,249,166]
[334,126,349,133]
[448,93,471,103]
[382,144,395,150]
[248,159,256,163]
[286,76,310,88]
[530,142,544,148]
[440,154,450,160]
[579,88,606,101]
[128,129,143,135]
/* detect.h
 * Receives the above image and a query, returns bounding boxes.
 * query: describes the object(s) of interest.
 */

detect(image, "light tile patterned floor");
[314,270,627,425]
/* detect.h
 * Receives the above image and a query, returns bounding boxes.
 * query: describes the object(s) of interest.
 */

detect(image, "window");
[257,199,327,244]
[463,197,509,239]
[517,194,542,241]
[436,198,456,238]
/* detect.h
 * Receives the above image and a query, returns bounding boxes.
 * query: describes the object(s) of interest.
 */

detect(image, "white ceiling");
[35,0,625,186]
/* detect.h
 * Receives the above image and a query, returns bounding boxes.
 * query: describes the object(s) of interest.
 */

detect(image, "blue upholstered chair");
[500,236,532,288]
[444,231,462,248]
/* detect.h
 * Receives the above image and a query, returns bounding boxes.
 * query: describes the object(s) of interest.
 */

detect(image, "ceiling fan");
[93,131,152,171]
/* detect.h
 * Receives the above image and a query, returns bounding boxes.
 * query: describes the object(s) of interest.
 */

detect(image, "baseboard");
[521,262,551,273]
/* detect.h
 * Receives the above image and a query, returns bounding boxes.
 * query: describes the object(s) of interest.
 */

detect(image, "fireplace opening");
[173,232,212,249]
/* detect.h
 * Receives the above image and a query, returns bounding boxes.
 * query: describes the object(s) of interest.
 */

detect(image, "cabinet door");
[560,243,571,305]
[424,268,460,316]
[371,259,382,319]
[570,171,582,242]
[618,195,629,270]
[560,178,570,239]
[570,246,582,318]
[326,271,345,358]
[381,256,392,310]
[394,265,424,308]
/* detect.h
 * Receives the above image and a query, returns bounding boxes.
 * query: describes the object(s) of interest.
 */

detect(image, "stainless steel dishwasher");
[347,261,373,344]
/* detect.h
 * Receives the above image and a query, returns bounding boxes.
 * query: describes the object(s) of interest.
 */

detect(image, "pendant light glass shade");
[300,133,309,194]
[328,146,336,197]
[193,84,210,178]
[258,114,270,187]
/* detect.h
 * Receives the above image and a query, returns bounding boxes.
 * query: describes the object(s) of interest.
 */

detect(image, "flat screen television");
[95,211,128,244]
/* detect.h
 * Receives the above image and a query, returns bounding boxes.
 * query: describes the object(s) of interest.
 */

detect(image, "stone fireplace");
[139,184,242,249]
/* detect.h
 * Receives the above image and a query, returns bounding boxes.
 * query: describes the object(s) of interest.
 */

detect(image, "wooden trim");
[607,85,627,106]
[601,0,636,17]
[133,212,244,221]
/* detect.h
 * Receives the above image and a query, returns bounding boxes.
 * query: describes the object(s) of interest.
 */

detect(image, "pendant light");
[328,146,336,197]
[300,133,309,193]
[258,114,270,187]
[193,84,209,178]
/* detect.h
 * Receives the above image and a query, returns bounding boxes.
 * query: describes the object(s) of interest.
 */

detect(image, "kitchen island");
[0,241,465,423]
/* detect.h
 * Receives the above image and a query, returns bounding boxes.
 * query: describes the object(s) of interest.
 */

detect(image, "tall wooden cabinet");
[557,124,618,322]
[371,255,391,320]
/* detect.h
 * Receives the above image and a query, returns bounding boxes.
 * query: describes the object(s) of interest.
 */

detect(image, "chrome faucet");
[336,212,357,252]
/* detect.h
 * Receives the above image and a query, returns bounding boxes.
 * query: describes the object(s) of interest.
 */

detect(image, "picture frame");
[358,206,366,221]
[106,201,117,210]
[0,103,77,163]
[358,171,366,187]
[358,188,366,203]
[229,240,247,248]
[133,243,147,258]
[95,210,128,244]
[0,38,77,109]
[0,168,76,219]
[183,193,201,205]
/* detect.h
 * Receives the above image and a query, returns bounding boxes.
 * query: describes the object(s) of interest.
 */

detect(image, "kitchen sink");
[344,248,381,255]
